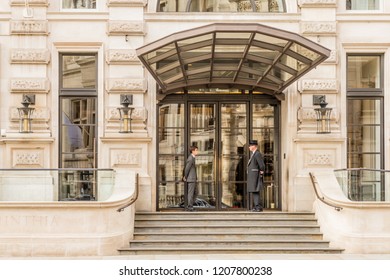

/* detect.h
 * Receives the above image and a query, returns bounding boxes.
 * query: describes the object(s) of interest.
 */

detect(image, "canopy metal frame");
[136,23,331,100]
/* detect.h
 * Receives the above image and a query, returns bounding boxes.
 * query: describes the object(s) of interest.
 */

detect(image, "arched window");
[158,0,286,12]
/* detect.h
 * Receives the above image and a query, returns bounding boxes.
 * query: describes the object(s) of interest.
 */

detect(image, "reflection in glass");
[61,98,96,168]
[347,56,380,89]
[190,104,216,208]
[62,0,96,9]
[347,99,381,169]
[220,104,247,208]
[158,104,186,208]
[62,55,96,89]
[252,104,278,209]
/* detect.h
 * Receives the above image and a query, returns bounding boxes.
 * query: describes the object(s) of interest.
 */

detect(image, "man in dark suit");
[247,140,265,212]
[183,145,198,211]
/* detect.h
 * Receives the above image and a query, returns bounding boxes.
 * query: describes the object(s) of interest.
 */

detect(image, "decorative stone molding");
[107,0,147,7]
[297,107,338,122]
[10,49,50,64]
[10,20,48,35]
[10,78,50,93]
[301,22,336,35]
[10,0,48,6]
[105,78,147,93]
[107,107,147,121]
[105,49,140,65]
[297,106,339,133]
[12,149,44,168]
[107,21,145,36]
[298,0,336,7]
[110,148,142,167]
[299,79,338,93]
[305,151,333,167]
[106,107,148,132]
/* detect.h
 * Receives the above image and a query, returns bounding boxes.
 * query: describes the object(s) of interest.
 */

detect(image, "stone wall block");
[298,0,336,7]
[10,0,48,6]
[107,0,148,7]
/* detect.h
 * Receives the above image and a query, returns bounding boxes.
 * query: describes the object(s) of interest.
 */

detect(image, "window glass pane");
[347,56,380,89]
[347,99,381,168]
[62,55,96,89]
[62,0,96,9]
[346,0,379,10]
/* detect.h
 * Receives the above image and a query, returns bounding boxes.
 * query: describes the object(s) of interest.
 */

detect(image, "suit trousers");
[251,191,262,210]
[187,182,197,208]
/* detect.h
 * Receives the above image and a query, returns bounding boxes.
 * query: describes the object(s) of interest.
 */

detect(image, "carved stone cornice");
[298,0,336,7]
[105,49,140,64]
[10,49,50,64]
[299,79,338,93]
[10,20,48,35]
[105,78,147,93]
[301,22,336,35]
[107,0,148,7]
[107,21,145,36]
[10,0,48,6]
[10,78,50,93]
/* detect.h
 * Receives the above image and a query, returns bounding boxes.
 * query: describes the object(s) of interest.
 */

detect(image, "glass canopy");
[136,23,330,99]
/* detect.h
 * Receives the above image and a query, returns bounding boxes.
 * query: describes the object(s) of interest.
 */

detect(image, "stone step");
[134,225,321,234]
[118,247,344,255]
[129,240,331,249]
[135,218,318,226]
[134,232,324,241]
[135,212,315,220]
[119,212,343,255]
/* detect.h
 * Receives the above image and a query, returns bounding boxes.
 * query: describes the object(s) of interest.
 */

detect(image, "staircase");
[118,211,344,255]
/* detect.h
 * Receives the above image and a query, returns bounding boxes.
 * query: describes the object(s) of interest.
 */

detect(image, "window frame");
[58,53,98,169]
[61,0,97,11]
[346,53,384,170]
[156,0,286,13]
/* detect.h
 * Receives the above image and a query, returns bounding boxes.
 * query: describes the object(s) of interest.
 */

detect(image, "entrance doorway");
[157,95,280,211]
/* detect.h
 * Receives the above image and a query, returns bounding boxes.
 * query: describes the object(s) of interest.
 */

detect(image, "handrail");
[0,168,114,171]
[334,168,390,173]
[117,173,139,212]
[309,172,343,211]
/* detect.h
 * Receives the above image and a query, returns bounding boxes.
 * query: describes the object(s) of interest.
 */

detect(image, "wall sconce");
[17,94,35,133]
[117,94,134,133]
[313,95,332,134]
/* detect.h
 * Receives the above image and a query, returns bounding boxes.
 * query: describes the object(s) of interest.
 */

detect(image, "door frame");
[156,93,281,211]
